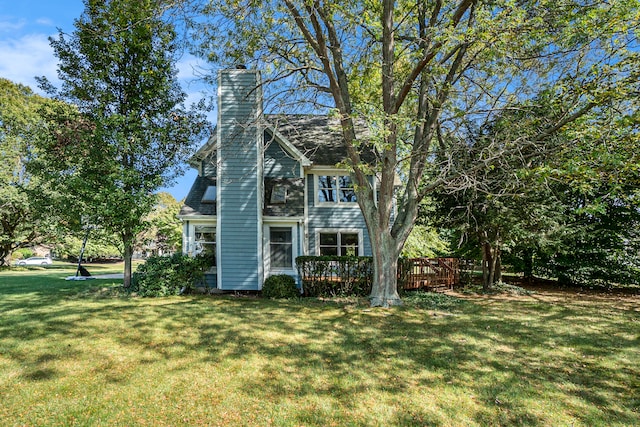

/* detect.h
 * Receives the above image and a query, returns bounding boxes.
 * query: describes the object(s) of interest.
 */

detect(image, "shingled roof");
[265,114,375,166]
[180,114,377,218]
[179,176,216,217]
[190,114,376,168]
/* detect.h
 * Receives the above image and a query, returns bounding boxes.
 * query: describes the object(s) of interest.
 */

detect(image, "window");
[317,175,356,204]
[201,185,216,203]
[194,226,216,266]
[270,185,288,204]
[319,231,360,256]
[270,227,293,268]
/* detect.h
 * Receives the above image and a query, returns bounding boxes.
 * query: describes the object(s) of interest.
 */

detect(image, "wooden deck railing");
[398,257,460,291]
[297,256,466,296]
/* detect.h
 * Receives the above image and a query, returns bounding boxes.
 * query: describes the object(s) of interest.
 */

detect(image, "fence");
[296,256,465,296]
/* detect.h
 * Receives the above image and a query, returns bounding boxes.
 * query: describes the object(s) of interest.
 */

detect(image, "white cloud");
[35,18,55,27]
[0,18,26,32]
[0,33,58,92]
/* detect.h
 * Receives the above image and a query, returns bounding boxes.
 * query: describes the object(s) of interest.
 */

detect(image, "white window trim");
[264,223,299,273]
[314,173,358,207]
[315,229,363,256]
[188,222,218,274]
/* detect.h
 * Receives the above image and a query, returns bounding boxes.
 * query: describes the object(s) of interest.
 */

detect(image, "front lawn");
[0,266,638,426]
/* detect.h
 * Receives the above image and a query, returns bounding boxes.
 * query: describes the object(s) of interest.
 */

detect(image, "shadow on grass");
[1,273,639,426]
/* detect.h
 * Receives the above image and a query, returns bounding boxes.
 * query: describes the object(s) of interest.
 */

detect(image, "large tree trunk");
[522,248,534,280]
[369,231,402,307]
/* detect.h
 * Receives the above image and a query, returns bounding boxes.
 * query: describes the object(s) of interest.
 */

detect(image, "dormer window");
[202,185,217,203]
[317,175,356,205]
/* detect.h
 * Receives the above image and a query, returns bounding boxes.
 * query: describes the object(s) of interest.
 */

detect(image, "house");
[178,69,375,290]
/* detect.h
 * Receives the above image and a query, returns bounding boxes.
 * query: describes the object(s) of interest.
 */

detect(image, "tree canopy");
[0,78,58,265]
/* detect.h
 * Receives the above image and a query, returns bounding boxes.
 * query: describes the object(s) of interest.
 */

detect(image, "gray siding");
[264,131,301,178]
[217,70,262,290]
[202,152,217,177]
[306,174,372,256]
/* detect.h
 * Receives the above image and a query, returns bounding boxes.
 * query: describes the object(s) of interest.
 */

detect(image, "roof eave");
[189,129,218,168]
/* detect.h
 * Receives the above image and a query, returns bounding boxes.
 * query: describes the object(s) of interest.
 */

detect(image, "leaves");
[0,79,60,265]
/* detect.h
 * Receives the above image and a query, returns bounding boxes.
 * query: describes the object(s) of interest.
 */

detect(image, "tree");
[438,90,640,288]
[0,79,57,266]
[53,231,122,262]
[531,103,640,286]
[32,0,207,286]
[194,0,639,306]
[434,95,572,289]
[135,192,183,257]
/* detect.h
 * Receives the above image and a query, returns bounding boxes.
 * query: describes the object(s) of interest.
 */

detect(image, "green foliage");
[135,192,183,256]
[402,225,450,258]
[52,232,122,261]
[131,254,207,297]
[30,0,208,286]
[0,78,58,265]
[262,274,299,299]
[401,291,466,311]
[534,195,640,287]
[13,248,35,260]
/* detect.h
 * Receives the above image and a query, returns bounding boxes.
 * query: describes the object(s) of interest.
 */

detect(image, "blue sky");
[0,0,211,201]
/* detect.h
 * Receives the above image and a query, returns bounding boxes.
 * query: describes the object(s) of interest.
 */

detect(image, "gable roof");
[189,114,375,169]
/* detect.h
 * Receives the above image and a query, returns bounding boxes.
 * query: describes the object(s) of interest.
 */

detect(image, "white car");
[15,257,53,266]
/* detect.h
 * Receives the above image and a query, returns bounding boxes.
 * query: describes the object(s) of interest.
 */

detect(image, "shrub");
[131,253,207,297]
[13,248,35,260]
[262,274,299,299]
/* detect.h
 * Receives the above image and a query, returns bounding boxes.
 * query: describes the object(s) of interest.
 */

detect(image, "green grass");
[1,266,639,426]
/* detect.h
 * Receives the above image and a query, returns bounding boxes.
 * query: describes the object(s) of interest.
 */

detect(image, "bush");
[131,253,207,297]
[13,248,35,260]
[262,274,299,299]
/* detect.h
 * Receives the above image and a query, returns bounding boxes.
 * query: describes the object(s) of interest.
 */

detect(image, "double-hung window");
[318,231,360,256]
[317,175,356,204]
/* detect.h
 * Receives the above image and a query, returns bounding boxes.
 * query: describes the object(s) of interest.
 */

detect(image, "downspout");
[303,168,310,255]
[185,220,190,256]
